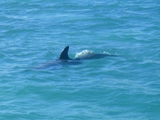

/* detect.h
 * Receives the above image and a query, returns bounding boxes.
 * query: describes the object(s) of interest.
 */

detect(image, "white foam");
[103,51,110,55]
[75,50,93,59]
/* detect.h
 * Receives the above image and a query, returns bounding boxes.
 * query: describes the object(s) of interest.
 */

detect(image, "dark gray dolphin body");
[33,46,79,69]
[33,46,116,69]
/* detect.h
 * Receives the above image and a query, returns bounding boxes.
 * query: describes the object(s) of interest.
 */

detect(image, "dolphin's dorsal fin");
[59,46,71,60]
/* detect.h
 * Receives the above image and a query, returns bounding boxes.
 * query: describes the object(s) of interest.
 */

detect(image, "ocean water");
[0,0,160,120]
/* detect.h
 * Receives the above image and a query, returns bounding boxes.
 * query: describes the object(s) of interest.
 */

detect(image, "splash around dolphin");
[33,46,116,69]
[59,46,116,60]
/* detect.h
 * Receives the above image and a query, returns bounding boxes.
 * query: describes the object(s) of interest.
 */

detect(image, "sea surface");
[0,0,160,120]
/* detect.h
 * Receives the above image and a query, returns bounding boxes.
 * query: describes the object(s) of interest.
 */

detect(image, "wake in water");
[75,49,117,60]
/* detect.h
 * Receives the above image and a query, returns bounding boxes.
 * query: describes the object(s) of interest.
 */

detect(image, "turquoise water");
[0,0,160,119]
